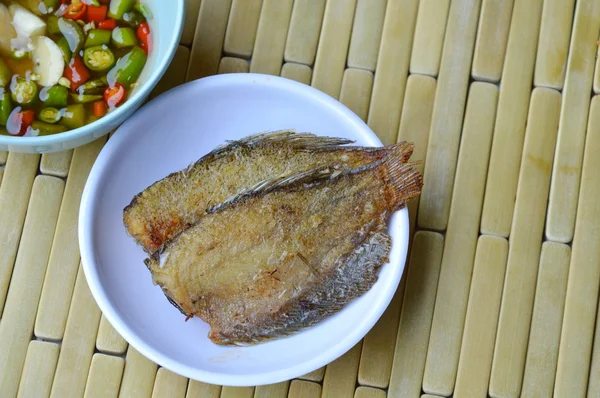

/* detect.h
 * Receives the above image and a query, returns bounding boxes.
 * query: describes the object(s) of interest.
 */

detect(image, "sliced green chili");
[70,93,103,103]
[11,77,38,106]
[85,29,112,48]
[56,37,72,64]
[31,121,67,136]
[0,91,13,126]
[107,46,147,87]
[79,77,108,95]
[122,11,144,28]
[83,46,116,72]
[133,2,152,19]
[43,0,61,12]
[60,104,86,129]
[0,59,11,87]
[39,107,61,124]
[47,15,61,36]
[58,17,85,54]
[108,0,136,19]
[41,85,69,107]
[111,27,137,48]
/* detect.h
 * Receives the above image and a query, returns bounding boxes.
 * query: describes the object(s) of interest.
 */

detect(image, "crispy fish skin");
[146,148,422,345]
[123,130,412,254]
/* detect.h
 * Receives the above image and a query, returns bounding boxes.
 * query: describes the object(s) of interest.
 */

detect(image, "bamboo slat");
[322,342,363,398]
[185,381,221,398]
[40,150,73,177]
[254,381,290,398]
[284,0,326,65]
[280,63,312,85]
[346,0,386,71]
[186,0,233,81]
[298,367,325,383]
[0,175,63,398]
[417,0,483,231]
[96,315,128,355]
[453,236,509,398]
[589,269,600,396]
[83,354,125,398]
[17,341,59,398]
[388,231,444,398]
[489,88,561,398]
[479,0,544,237]
[218,57,249,74]
[354,387,386,398]
[35,137,106,340]
[423,82,499,396]
[595,46,600,94]
[0,150,7,164]
[339,68,374,121]
[249,0,293,76]
[119,346,158,398]
[546,0,600,243]
[471,0,514,82]
[220,386,255,398]
[395,74,436,237]
[50,266,103,398]
[151,45,190,99]
[288,380,321,398]
[367,0,419,145]
[311,0,357,99]
[152,368,188,398]
[409,0,450,77]
[0,153,39,315]
[534,0,576,90]
[224,0,262,58]
[181,0,202,46]
[0,167,3,185]
[554,95,600,398]
[521,242,570,398]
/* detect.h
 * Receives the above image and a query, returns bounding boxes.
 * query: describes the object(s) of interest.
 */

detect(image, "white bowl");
[79,73,409,386]
[0,0,184,153]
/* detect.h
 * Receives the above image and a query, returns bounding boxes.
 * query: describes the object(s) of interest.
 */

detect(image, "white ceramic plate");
[79,73,409,386]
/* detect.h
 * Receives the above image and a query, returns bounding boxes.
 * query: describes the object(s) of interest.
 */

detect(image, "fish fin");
[385,148,424,208]
[207,164,342,214]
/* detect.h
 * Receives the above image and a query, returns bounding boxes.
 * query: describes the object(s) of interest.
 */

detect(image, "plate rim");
[79,73,409,386]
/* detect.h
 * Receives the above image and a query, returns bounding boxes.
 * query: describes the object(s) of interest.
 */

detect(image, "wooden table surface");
[1,0,600,397]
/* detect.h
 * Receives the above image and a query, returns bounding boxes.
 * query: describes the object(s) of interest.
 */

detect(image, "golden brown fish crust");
[146,148,422,345]
[123,130,413,254]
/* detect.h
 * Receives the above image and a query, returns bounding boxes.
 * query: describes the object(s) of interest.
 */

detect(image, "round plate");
[79,73,409,386]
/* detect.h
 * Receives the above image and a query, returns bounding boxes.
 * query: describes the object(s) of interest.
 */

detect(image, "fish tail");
[384,148,424,209]
[227,129,355,148]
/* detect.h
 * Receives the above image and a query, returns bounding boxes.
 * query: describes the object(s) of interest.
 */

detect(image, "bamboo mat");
[0,0,599,397]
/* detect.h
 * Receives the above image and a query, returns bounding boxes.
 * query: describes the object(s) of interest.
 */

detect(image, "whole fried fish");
[123,130,412,254]
[145,147,422,345]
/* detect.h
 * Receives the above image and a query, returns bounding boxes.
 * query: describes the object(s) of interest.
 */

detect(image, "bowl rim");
[79,73,410,386]
[0,0,185,148]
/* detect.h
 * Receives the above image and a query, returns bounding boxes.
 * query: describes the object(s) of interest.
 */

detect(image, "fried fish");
[145,146,422,345]
[123,130,412,254]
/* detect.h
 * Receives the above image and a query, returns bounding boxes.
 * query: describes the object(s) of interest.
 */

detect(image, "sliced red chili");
[137,22,150,54]
[87,5,108,24]
[98,18,117,30]
[104,83,126,108]
[64,2,87,20]
[64,56,91,90]
[8,108,35,136]
[93,99,107,117]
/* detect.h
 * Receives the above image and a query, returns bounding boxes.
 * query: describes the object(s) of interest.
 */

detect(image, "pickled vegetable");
[107,45,146,87]
[111,26,137,48]
[31,120,67,135]
[83,45,115,72]
[58,17,84,54]
[71,93,103,103]
[108,0,135,20]
[38,107,60,123]
[0,59,11,86]
[85,29,111,48]
[41,85,68,107]
[10,76,37,105]
[31,36,64,87]
[60,103,85,129]
[0,91,13,125]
